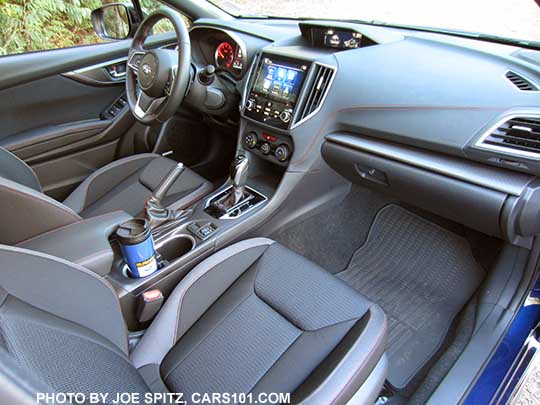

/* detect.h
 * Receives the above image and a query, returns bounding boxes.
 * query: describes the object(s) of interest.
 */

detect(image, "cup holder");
[156,234,196,263]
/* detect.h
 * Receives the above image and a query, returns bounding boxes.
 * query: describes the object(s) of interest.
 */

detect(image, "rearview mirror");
[91,3,138,40]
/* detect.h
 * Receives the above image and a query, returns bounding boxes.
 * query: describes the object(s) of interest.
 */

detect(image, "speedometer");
[215,42,234,68]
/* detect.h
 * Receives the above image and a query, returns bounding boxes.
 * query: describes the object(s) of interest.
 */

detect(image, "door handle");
[106,63,127,79]
[62,57,128,86]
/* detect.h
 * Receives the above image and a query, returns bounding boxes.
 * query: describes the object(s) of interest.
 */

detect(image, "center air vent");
[505,71,538,91]
[479,116,540,156]
[294,64,335,126]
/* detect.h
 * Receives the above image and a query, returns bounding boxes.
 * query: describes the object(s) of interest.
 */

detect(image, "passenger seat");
[0,238,387,404]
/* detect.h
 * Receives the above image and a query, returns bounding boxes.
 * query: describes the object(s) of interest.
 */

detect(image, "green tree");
[0,0,111,55]
[0,0,182,56]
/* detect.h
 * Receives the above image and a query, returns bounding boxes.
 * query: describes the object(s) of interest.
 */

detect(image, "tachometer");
[215,42,234,69]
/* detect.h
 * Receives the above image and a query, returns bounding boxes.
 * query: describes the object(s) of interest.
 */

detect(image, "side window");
[139,0,192,32]
[0,1,192,57]
[0,0,113,56]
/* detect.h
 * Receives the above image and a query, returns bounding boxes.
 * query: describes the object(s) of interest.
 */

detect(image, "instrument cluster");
[214,40,244,75]
[190,27,247,78]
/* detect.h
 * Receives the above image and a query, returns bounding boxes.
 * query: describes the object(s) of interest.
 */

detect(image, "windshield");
[208,0,540,44]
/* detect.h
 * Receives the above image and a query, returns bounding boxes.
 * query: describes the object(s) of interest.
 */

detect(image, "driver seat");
[0,147,212,245]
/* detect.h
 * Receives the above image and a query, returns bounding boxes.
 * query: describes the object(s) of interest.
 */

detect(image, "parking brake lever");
[145,163,185,229]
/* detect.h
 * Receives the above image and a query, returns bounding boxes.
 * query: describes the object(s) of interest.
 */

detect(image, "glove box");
[322,133,538,247]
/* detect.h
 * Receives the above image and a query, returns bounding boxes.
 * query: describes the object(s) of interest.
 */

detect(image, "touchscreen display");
[252,57,309,105]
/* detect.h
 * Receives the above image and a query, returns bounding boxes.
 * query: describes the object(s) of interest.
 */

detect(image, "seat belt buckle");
[137,289,164,323]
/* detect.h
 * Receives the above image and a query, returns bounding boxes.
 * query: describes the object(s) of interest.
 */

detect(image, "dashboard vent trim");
[505,71,538,91]
[292,63,336,128]
[476,114,540,158]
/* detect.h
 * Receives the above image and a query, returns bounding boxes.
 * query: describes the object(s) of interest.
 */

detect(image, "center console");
[104,154,276,330]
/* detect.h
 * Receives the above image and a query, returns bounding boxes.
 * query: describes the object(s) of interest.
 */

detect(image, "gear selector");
[205,154,266,219]
[229,155,249,206]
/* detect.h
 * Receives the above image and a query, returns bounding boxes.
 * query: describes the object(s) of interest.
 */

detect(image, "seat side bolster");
[0,245,128,354]
[63,153,159,213]
[300,304,388,404]
[130,238,275,369]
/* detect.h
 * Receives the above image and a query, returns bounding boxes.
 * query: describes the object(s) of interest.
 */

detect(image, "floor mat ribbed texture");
[337,205,485,389]
[273,186,393,273]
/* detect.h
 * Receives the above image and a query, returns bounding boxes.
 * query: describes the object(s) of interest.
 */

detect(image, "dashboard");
[187,20,540,174]
[189,20,540,174]
[185,18,540,247]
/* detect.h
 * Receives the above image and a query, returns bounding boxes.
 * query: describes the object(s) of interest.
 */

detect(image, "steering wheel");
[126,9,191,125]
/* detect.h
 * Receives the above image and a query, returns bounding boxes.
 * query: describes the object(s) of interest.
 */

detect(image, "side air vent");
[505,71,538,91]
[294,64,335,126]
[479,116,540,156]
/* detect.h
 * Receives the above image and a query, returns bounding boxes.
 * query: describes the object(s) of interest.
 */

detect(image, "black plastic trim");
[326,133,532,196]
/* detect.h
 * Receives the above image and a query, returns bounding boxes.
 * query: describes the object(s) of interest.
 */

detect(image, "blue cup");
[116,219,158,278]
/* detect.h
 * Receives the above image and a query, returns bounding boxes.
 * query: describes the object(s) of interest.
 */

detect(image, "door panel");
[0,41,132,91]
[0,72,129,200]
[0,35,176,200]
[0,75,123,141]
[2,120,111,161]
[5,109,136,199]
[0,35,174,91]
[0,44,130,200]
[32,140,120,201]
[63,58,128,86]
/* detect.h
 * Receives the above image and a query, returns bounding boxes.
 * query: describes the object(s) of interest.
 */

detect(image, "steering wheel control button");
[244,132,258,149]
[279,110,291,123]
[260,142,271,155]
[128,53,145,73]
[275,144,291,162]
[164,70,175,96]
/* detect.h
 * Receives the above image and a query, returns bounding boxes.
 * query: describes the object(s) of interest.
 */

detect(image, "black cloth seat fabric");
[0,239,387,404]
[0,147,211,244]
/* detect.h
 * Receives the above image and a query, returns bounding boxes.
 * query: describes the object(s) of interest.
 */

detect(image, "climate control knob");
[244,132,258,149]
[275,144,291,162]
[245,99,255,111]
[279,110,291,123]
[260,142,271,155]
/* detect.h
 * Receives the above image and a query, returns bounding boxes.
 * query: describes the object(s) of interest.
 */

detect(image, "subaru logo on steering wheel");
[142,64,152,75]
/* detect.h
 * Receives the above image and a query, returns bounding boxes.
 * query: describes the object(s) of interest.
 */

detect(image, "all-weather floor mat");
[337,205,485,389]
